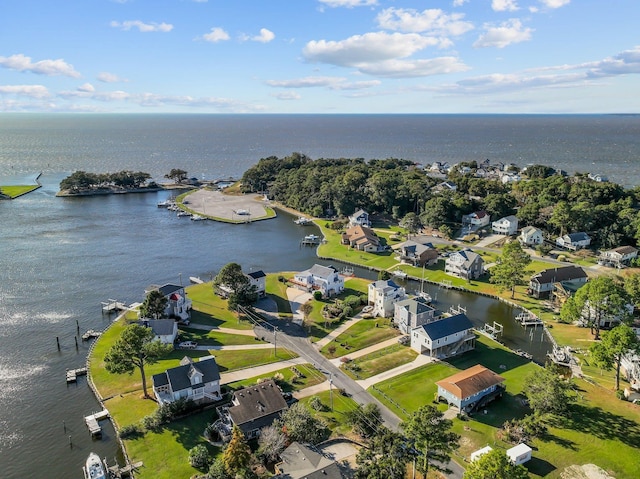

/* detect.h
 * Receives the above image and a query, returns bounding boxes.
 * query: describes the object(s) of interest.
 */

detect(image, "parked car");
[178,341,198,349]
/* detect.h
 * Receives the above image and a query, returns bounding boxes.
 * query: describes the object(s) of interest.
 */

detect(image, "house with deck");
[293,264,344,298]
[341,225,382,252]
[528,265,588,299]
[145,283,192,321]
[445,250,484,280]
[215,380,288,440]
[393,240,438,266]
[394,296,439,334]
[348,209,371,227]
[368,279,407,318]
[410,313,475,358]
[436,364,505,412]
[519,226,544,247]
[491,215,519,236]
[275,442,345,479]
[599,246,638,268]
[152,355,221,405]
[556,232,591,250]
[462,211,490,229]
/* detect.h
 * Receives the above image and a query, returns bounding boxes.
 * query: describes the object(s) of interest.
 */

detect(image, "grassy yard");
[298,389,361,437]
[177,327,262,346]
[341,344,418,380]
[186,282,253,330]
[265,272,293,317]
[319,318,400,358]
[0,184,40,197]
[223,363,325,392]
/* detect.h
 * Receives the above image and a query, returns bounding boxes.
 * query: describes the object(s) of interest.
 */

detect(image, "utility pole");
[273,326,277,356]
[329,371,333,411]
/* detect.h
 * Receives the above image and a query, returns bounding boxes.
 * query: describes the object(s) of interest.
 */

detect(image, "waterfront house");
[368,279,407,318]
[436,364,505,412]
[275,442,345,479]
[341,225,382,252]
[519,226,544,247]
[556,232,591,250]
[445,250,484,280]
[491,215,519,235]
[410,313,475,358]
[462,211,490,229]
[138,319,178,345]
[216,380,288,440]
[394,296,439,334]
[146,283,192,321]
[599,246,638,268]
[152,355,221,405]
[348,209,371,227]
[528,265,588,299]
[293,264,344,298]
[393,239,438,266]
[246,270,267,297]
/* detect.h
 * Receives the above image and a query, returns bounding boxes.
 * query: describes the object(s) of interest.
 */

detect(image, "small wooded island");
[57,170,162,196]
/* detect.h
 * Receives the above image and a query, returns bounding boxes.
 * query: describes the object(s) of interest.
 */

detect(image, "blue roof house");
[410,313,475,358]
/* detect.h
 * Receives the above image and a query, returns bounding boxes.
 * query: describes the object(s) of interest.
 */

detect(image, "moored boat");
[84,452,107,479]
[294,216,313,225]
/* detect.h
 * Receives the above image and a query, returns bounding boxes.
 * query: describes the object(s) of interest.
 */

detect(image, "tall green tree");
[490,241,532,298]
[401,405,460,477]
[355,427,412,479]
[275,402,329,445]
[560,275,630,339]
[222,425,252,478]
[104,324,173,398]
[590,324,640,390]
[523,365,574,415]
[214,263,257,311]
[139,289,168,319]
[463,449,530,479]
[624,272,640,308]
[548,201,571,236]
[344,403,382,439]
[399,212,422,237]
[164,168,188,183]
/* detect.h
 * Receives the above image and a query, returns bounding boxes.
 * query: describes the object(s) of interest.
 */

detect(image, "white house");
[394,296,438,334]
[293,264,344,298]
[348,209,371,227]
[445,250,484,280]
[491,215,519,235]
[151,283,193,321]
[556,232,591,250]
[507,444,532,465]
[368,279,407,318]
[246,270,267,297]
[462,211,490,229]
[519,226,544,247]
[139,319,178,345]
[410,313,475,358]
[599,246,638,267]
[436,364,505,412]
[152,356,221,405]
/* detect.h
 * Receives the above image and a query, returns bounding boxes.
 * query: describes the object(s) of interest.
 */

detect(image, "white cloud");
[331,80,381,90]
[453,0,469,6]
[77,83,95,93]
[0,54,80,77]
[97,72,127,83]
[274,91,302,100]
[0,84,50,98]
[492,0,519,12]
[201,27,230,43]
[358,57,470,78]
[266,76,347,88]
[582,45,640,77]
[252,28,275,43]
[539,0,570,8]
[376,8,474,36]
[474,19,533,48]
[110,20,174,33]
[318,0,378,8]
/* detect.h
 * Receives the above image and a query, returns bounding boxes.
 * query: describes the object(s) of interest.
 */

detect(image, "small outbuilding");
[506,443,532,465]
[470,445,493,462]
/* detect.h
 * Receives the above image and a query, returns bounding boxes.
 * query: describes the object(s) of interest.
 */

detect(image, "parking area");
[186,189,273,222]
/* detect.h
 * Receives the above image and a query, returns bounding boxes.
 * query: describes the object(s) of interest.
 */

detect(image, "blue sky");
[1,0,639,113]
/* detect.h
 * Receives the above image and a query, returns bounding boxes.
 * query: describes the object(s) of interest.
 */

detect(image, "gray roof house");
[138,319,178,345]
[275,442,345,479]
[410,313,475,358]
[246,270,267,296]
[144,283,192,321]
[293,264,344,298]
[528,265,588,299]
[556,232,591,250]
[394,296,439,334]
[393,240,439,266]
[216,379,288,440]
[445,250,484,280]
[152,355,221,405]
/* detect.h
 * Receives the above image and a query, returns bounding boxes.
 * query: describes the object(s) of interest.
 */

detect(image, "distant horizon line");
[0,111,638,116]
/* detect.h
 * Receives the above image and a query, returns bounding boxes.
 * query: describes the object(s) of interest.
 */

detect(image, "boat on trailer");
[84,452,107,479]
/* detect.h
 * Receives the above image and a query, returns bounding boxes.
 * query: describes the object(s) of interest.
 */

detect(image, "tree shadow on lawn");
[190,310,225,328]
[162,409,221,456]
[466,393,529,429]
[446,340,531,374]
[551,403,640,449]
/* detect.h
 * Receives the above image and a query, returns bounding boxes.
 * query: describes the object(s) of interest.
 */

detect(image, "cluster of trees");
[242,154,640,249]
[213,263,258,311]
[60,170,154,192]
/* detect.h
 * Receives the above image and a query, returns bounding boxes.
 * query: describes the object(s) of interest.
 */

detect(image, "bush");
[188,444,212,469]
[278,275,286,283]
[327,345,337,356]
[142,413,161,432]
[557,254,567,262]
[309,396,326,411]
[344,295,361,309]
[616,389,626,400]
[208,458,229,479]
[313,291,323,301]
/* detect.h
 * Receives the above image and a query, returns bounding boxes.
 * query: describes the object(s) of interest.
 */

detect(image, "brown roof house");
[341,225,382,252]
[436,364,505,413]
[215,379,288,440]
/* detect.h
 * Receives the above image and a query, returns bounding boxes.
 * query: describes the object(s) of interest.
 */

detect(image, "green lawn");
[177,327,262,346]
[298,389,361,437]
[265,272,293,317]
[224,363,325,392]
[319,318,400,358]
[186,282,253,329]
[341,344,418,380]
[0,184,40,198]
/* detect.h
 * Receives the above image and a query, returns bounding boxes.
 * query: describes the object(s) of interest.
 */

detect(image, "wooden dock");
[66,367,87,383]
[84,409,110,437]
[101,299,127,314]
[109,461,144,478]
[515,312,543,327]
[81,329,101,341]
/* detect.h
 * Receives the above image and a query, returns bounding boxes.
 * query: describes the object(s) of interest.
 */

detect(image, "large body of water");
[1,114,639,479]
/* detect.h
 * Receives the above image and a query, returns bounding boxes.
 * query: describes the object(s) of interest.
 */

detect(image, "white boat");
[157,199,173,207]
[189,276,204,284]
[294,217,313,225]
[235,209,250,215]
[84,452,107,479]
[392,269,407,279]
[177,210,191,217]
[190,214,206,221]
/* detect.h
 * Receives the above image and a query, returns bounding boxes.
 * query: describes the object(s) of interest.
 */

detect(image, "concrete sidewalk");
[314,314,365,349]
[220,356,308,385]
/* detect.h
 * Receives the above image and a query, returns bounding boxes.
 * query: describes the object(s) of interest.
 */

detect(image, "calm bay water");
[1,114,639,478]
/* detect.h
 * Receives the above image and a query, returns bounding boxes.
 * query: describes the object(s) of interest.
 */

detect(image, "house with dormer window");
[293,264,344,298]
[348,209,371,227]
[152,355,221,405]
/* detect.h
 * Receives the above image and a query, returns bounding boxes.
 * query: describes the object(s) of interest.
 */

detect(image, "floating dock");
[85,409,110,437]
[66,367,87,383]
[101,299,127,314]
[81,329,101,341]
